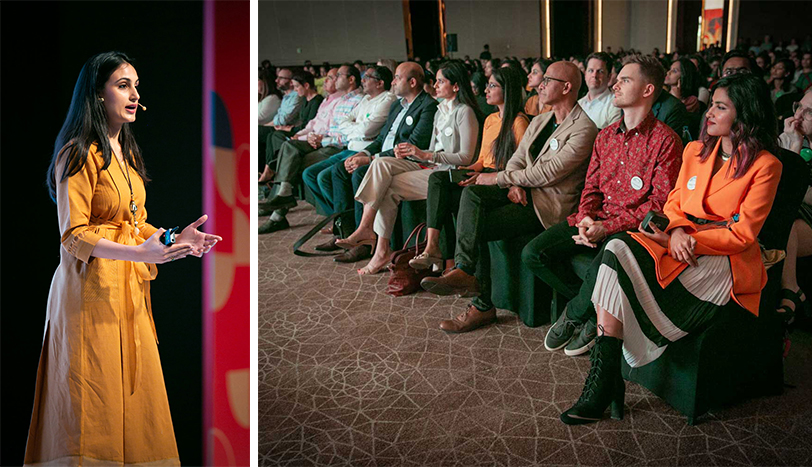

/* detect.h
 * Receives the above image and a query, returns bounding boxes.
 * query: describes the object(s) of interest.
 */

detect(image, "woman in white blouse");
[337,61,482,275]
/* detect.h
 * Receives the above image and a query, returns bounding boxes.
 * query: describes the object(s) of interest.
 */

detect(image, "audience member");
[769,58,797,103]
[480,44,492,60]
[330,62,439,263]
[560,73,781,426]
[471,71,496,116]
[259,64,364,234]
[484,58,501,78]
[777,89,812,319]
[261,68,340,190]
[666,58,706,140]
[258,71,282,126]
[525,59,553,117]
[258,72,324,183]
[795,52,812,92]
[336,61,480,274]
[409,67,531,273]
[523,55,683,357]
[270,67,303,127]
[301,66,398,249]
[420,62,598,334]
[579,52,622,129]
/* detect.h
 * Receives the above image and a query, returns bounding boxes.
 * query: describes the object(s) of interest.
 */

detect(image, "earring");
[98,97,104,102]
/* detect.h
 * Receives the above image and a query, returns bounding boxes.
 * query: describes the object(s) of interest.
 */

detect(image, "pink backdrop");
[203,1,250,465]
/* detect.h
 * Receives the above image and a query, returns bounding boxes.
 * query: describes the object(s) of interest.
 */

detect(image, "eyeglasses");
[276,76,292,81]
[486,83,501,90]
[362,75,381,81]
[793,102,812,120]
[721,67,751,77]
[540,76,567,86]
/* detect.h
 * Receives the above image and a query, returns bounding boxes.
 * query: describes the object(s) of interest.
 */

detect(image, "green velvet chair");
[394,201,553,327]
[620,148,808,424]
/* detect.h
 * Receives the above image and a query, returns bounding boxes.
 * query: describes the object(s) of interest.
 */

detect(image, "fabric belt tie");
[95,220,158,396]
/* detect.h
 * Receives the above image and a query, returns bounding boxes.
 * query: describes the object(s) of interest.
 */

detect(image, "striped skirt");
[591,233,733,368]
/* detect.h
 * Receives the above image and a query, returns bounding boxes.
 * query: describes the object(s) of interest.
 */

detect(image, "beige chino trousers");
[354,157,434,238]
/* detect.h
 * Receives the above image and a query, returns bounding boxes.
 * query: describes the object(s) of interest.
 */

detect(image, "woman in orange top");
[410,66,530,271]
[559,73,782,425]
[25,52,222,465]
[524,58,553,117]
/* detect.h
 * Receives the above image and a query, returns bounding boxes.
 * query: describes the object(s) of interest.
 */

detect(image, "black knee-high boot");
[560,334,625,425]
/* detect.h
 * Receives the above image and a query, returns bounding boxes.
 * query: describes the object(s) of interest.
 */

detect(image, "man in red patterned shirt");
[523,55,684,357]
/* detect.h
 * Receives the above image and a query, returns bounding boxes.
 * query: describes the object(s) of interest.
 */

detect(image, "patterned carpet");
[259,204,812,466]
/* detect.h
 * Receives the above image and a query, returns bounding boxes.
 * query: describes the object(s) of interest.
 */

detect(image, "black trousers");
[520,220,603,324]
[452,185,543,311]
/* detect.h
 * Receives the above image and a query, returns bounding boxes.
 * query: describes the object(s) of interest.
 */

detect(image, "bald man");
[421,62,599,334]
[330,61,439,263]
[523,55,683,357]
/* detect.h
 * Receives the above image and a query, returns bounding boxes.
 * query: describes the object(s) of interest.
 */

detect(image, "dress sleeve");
[58,146,104,263]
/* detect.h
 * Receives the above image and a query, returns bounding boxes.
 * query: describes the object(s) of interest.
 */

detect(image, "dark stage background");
[1,2,205,465]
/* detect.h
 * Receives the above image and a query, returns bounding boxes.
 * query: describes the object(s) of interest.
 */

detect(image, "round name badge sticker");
[630,176,643,190]
[444,127,453,137]
[687,176,697,190]
[405,116,414,126]
[550,138,559,151]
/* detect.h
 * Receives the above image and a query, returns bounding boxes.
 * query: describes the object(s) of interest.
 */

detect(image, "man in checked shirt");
[523,55,684,357]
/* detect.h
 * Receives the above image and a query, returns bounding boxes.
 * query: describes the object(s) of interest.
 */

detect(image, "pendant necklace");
[114,151,139,235]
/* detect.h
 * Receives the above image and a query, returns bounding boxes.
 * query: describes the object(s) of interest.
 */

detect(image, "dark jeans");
[331,160,369,233]
[302,150,357,215]
[521,220,603,324]
[453,184,543,311]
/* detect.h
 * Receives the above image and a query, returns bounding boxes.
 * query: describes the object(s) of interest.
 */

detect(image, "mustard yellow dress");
[25,144,180,466]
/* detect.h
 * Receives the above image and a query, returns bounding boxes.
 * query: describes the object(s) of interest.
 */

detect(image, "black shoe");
[315,236,341,252]
[333,244,372,263]
[544,306,578,351]
[560,332,625,425]
[258,217,290,234]
[260,195,297,212]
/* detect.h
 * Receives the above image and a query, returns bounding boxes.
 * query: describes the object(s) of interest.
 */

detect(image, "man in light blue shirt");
[272,67,303,126]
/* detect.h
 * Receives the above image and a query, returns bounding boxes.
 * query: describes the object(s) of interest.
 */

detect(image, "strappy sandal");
[777,288,808,325]
[408,252,443,272]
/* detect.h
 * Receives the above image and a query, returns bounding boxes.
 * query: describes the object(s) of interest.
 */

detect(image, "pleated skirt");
[591,234,733,368]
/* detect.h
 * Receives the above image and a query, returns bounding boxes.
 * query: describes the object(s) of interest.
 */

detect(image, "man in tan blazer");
[421,61,599,333]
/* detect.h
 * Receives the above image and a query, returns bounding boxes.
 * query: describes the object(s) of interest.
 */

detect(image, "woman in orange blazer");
[559,73,782,426]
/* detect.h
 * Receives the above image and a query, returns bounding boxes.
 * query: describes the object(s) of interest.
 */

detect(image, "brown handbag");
[386,223,435,296]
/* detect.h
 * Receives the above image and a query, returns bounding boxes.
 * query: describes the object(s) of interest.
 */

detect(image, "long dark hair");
[437,60,482,122]
[491,66,528,170]
[675,58,700,99]
[698,73,778,179]
[47,51,149,201]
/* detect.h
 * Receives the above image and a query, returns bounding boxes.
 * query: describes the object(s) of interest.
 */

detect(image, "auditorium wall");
[443,0,542,59]
[629,0,669,54]
[259,1,408,65]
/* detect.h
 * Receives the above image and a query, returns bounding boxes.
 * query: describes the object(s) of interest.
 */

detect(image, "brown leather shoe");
[439,305,497,333]
[333,244,372,263]
[420,268,480,297]
[315,236,341,252]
